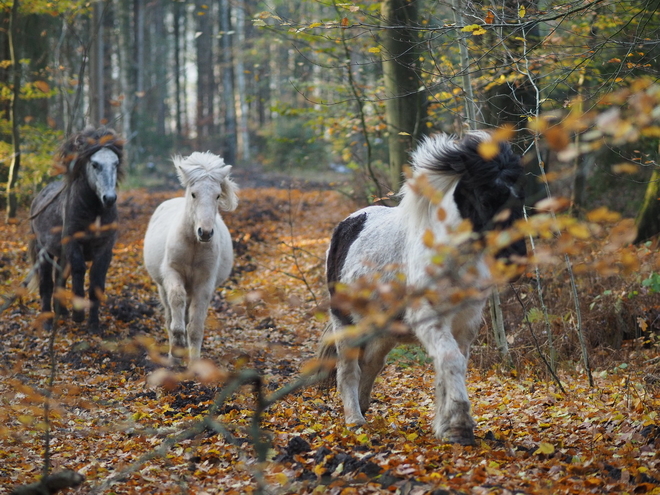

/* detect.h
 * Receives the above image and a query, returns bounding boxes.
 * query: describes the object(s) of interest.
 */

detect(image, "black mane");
[58,126,125,183]
[446,134,525,234]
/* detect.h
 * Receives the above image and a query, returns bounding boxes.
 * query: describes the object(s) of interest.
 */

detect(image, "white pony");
[143,152,238,363]
[318,132,526,445]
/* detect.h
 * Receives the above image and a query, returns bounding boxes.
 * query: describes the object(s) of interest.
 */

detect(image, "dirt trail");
[0,184,657,494]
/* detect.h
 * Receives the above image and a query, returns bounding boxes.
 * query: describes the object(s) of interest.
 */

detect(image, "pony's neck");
[67,177,104,213]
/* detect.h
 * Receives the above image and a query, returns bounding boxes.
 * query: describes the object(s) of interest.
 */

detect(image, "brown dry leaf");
[477,140,499,160]
[586,206,621,223]
[34,80,50,93]
[534,196,571,213]
[544,125,570,151]
[612,163,640,174]
[189,359,228,384]
[491,124,515,142]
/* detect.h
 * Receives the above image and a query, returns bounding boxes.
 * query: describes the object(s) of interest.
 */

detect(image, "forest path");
[0,185,657,494]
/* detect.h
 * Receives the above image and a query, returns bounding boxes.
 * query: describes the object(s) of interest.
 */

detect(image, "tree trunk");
[116,0,133,167]
[53,18,68,131]
[90,0,105,125]
[22,14,53,125]
[235,0,250,161]
[134,0,145,118]
[220,0,237,163]
[489,288,512,367]
[6,0,21,222]
[635,160,660,243]
[451,0,476,127]
[173,0,183,142]
[153,1,166,137]
[195,0,214,149]
[381,0,426,191]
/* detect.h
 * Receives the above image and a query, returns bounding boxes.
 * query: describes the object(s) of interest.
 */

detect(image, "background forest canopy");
[0,0,659,218]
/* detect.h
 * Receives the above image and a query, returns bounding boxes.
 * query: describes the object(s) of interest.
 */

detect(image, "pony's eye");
[191,193,196,199]
[92,162,100,170]
[216,195,220,200]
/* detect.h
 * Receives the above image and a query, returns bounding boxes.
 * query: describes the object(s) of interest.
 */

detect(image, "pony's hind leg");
[357,337,398,414]
[331,315,366,426]
[37,256,55,328]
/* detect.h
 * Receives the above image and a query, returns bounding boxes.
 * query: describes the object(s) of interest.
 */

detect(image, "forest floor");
[0,177,659,494]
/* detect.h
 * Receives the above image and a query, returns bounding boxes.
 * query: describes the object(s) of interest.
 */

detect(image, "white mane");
[173,151,232,187]
[398,133,467,231]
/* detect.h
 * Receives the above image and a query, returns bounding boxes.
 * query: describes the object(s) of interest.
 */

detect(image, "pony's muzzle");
[102,193,117,208]
[197,227,214,242]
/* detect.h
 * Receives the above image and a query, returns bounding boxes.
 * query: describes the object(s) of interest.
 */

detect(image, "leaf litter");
[0,185,657,494]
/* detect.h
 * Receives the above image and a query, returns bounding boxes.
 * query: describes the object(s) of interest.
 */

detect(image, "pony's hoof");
[168,355,186,370]
[72,310,85,323]
[58,306,69,317]
[443,428,476,446]
[345,415,367,429]
[87,322,102,334]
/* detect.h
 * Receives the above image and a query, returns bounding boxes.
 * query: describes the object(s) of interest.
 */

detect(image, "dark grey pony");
[29,127,124,331]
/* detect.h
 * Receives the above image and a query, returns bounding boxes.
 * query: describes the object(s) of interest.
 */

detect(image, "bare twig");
[283,187,320,306]
[512,285,567,394]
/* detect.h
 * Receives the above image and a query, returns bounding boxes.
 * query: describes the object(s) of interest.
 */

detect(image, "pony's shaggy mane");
[60,126,124,183]
[399,131,523,231]
[174,151,232,186]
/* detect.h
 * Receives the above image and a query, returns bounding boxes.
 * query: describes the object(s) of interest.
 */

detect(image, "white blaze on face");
[87,148,119,208]
[188,179,223,243]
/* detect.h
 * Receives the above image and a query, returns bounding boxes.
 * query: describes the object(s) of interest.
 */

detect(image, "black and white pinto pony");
[143,152,238,364]
[29,126,124,331]
[318,131,527,445]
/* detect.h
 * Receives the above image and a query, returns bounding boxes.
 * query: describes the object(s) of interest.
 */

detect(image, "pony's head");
[411,131,527,261]
[173,151,239,243]
[60,126,124,208]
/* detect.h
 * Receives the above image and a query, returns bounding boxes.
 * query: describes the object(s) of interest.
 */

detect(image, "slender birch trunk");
[6,0,21,221]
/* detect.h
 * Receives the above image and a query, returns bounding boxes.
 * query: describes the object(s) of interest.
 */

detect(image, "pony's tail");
[314,322,338,390]
[27,238,40,293]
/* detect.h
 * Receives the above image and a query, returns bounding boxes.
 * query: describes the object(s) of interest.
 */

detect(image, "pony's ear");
[172,155,190,187]
[219,167,239,212]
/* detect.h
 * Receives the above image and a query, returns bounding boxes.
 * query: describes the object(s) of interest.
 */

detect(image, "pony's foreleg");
[67,242,87,324]
[186,285,214,361]
[87,242,114,331]
[413,310,476,445]
[163,271,187,363]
